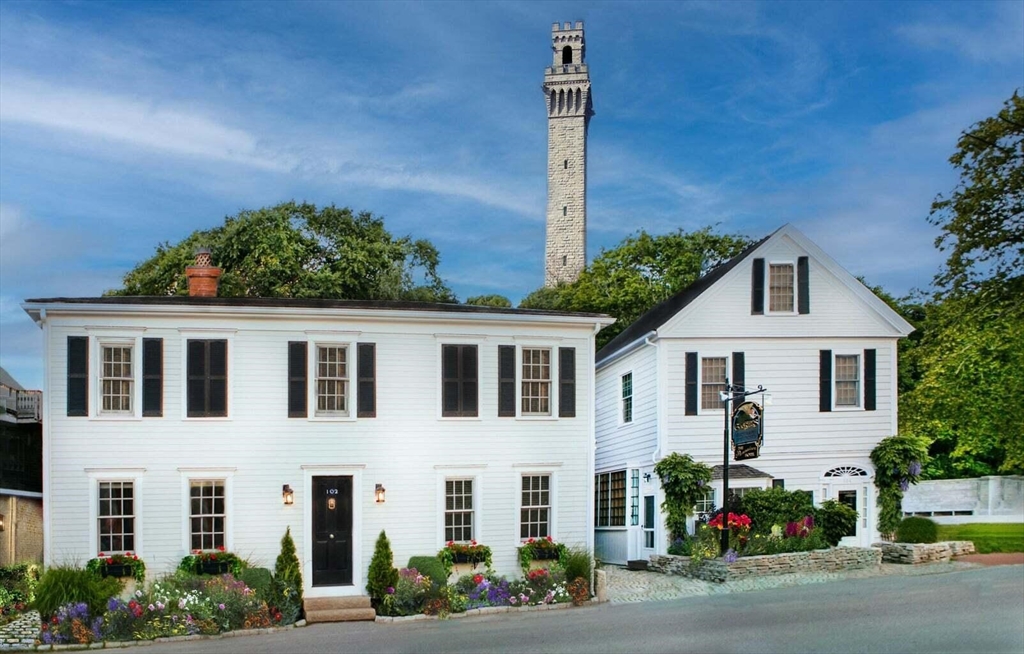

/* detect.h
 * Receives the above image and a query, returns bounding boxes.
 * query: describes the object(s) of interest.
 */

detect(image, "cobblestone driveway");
[603,561,979,604]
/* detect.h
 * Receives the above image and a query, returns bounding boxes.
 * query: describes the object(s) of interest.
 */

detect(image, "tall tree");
[929,92,1023,297]
[109,202,456,302]
[520,227,750,349]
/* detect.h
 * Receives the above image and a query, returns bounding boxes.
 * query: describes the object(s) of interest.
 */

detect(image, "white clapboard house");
[593,224,914,564]
[23,254,612,616]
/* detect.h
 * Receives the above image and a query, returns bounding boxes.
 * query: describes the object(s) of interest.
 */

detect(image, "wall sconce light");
[0,513,5,531]
[643,473,652,482]
[375,484,386,504]
[282,484,294,505]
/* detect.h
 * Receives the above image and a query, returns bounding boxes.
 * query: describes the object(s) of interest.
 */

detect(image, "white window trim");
[179,331,235,421]
[436,467,484,549]
[832,351,863,411]
[766,260,797,315]
[514,468,558,546]
[90,336,143,421]
[179,468,235,554]
[698,353,730,415]
[301,464,365,598]
[515,343,559,420]
[620,371,633,425]
[87,468,145,558]
[436,340,482,421]
[308,339,356,421]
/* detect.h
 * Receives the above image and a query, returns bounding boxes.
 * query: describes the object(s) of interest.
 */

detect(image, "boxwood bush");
[896,516,939,544]
[816,500,859,546]
[407,556,447,586]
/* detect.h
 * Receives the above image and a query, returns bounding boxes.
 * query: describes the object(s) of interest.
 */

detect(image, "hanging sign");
[731,401,763,460]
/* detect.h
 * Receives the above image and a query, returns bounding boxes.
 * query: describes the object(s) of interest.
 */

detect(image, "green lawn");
[937,523,1024,553]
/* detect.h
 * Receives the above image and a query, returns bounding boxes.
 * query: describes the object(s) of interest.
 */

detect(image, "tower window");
[562,46,573,65]
[562,256,567,266]
[564,159,568,169]
[563,206,567,216]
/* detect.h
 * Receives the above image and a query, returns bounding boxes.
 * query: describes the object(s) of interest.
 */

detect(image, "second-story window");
[769,263,795,312]
[701,357,727,411]
[316,345,349,416]
[100,345,133,414]
[521,348,551,416]
[442,345,478,417]
[187,340,227,418]
[621,372,633,423]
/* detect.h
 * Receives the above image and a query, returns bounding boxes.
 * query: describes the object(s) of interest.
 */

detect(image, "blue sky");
[1,0,1022,389]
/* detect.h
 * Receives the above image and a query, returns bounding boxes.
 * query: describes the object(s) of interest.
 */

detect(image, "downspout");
[587,321,602,562]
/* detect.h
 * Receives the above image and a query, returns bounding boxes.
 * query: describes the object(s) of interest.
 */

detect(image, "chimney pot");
[186,247,222,297]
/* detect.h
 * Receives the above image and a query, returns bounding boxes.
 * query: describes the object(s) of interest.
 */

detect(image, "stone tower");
[543,21,593,287]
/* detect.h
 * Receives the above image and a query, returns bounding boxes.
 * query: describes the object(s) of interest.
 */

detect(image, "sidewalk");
[603,560,982,604]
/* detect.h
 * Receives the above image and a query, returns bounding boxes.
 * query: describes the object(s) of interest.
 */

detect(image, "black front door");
[312,476,353,586]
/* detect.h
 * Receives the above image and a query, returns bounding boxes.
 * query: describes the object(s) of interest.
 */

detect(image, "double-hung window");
[444,479,474,542]
[100,345,133,414]
[835,354,861,407]
[694,489,715,516]
[520,475,551,539]
[521,348,551,416]
[701,357,727,411]
[316,345,349,416]
[594,470,626,527]
[442,345,478,417]
[98,481,134,552]
[189,480,225,550]
[621,372,633,423]
[769,263,795,312]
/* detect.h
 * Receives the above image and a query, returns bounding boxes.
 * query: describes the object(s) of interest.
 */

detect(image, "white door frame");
[302,464,365,598]
[821,465,872,547]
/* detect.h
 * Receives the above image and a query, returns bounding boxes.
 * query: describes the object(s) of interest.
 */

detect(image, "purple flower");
[148,604,155,611]
[386,586,395,595]
[724,549,738,564]
[899,478,910,492]
[218,603,226,610]
[697,479,705,487]
[107,597,123,612]
[908,461,922,476]
[91,616,103,641]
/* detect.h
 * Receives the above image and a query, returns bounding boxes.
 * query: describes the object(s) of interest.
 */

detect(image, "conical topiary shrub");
[366,530,398,607]
[274,527,304,621]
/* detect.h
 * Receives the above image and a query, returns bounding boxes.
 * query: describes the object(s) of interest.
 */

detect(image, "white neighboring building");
[23,262,611,602]
[593,224,914,563]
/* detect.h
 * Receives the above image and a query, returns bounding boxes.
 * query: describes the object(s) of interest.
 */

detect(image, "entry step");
[626,559,649,571]
[304,595,376,623]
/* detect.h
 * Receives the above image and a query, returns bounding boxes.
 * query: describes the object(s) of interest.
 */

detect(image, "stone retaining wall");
[0,611,39,650]
[649,547,881,583]
[873,541,976,564]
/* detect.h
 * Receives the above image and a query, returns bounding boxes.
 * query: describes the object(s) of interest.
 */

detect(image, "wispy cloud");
[896,2,1024,63]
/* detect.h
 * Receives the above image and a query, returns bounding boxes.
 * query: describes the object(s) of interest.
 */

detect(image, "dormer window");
[768,263,795,313]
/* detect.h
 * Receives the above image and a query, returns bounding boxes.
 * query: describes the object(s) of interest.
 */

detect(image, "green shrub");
[896,516,939,544]
[816,500,859,546]
[0,563,40,605]
[33,565,122,619]
[366,531,399,606]
[239,567,274,603]
[557,546,592,586]
[732,488,815,534]
[407,556,447,586]
[273,527,303,622]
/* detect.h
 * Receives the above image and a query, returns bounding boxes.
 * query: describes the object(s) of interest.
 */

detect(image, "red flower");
[98,552,105,557]
[217,545,226,552]
[210,554,217,560]
[546,535,553,542]
[106,557,114,564]
[471,539,477,546]
[473,574,484,585]
[527,538,535,543]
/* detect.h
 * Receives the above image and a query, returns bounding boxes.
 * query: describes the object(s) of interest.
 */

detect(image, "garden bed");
[873,540,975,564]
[649,547,881,583]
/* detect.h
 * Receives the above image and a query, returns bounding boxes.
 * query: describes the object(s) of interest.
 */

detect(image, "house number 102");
[326,488,339,495]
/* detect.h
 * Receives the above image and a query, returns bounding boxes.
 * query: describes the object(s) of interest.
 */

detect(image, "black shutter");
[498,345,516,417]
[732,352,745,396]
[358,343,376,418]
[288,342,307,418]
[442,345,460,416]
[67,336,88,416]
[685,352,698,416]
[187,340,206,417]
[797,256,810,314]
[751,258,765,315]
[461,345,477,416]
[820,350,832,412]
[559,347,576,418]
[142,338,163,417]
[864,349,876,411]
[208,340,227,416]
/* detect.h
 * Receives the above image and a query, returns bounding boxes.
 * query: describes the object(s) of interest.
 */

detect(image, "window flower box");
[517,536,567,575]
[438,541,492,577]
[178,547,244,577]
[85,552,146,583]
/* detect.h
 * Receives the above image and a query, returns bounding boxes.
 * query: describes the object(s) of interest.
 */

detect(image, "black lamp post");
[719,379,769,556]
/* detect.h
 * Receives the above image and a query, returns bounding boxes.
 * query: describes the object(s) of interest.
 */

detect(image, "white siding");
[40,309,601,592]
[594,345,657,471]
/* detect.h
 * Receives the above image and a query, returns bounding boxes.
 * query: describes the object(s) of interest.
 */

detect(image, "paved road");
[149,565,1024,654]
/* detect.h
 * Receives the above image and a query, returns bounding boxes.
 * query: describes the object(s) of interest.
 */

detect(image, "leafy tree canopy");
[520,227,750,348]
[465,294,512,308]
[929,92,1023,297]
[108,202,456,302]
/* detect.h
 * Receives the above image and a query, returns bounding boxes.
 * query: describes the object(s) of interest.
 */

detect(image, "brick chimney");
[186,247,222,297]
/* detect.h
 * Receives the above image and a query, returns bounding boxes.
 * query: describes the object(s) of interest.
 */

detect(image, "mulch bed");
[954,552,1024,566]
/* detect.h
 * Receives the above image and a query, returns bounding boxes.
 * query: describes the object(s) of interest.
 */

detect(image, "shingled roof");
[710,464,772,480]
[595,230,775,364]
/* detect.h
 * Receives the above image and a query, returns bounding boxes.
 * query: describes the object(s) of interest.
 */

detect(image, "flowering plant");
[517,536,567,575]
[85,552,146,583]
[39,602,102,645]
[177,547,244,577]
[707,512,752,531]
[437,540,492,577]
